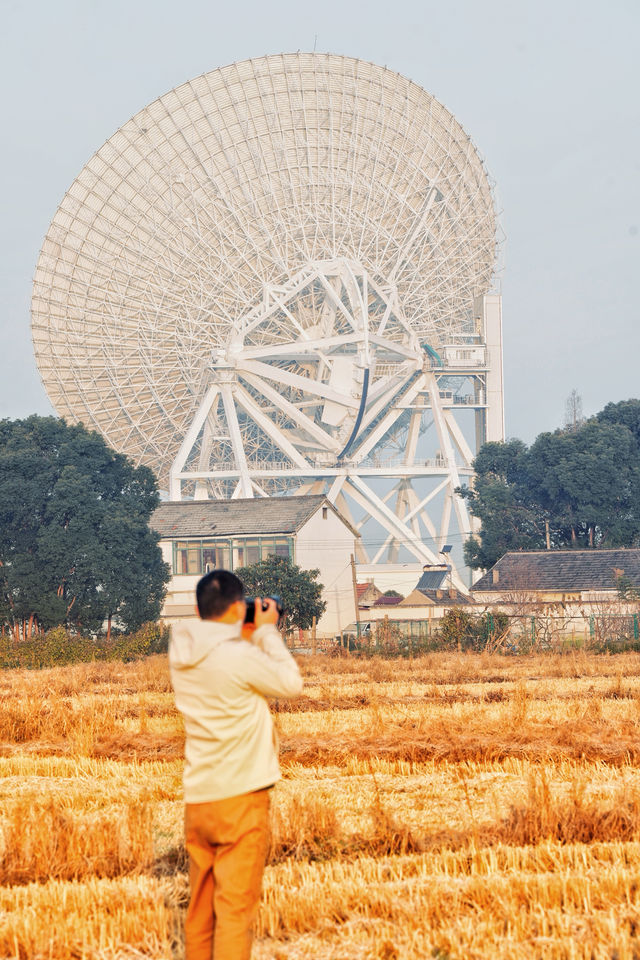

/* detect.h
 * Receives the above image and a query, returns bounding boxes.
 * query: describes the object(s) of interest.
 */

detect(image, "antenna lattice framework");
[32,53,504,586]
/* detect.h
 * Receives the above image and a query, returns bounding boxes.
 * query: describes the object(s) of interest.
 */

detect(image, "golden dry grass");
[2,650,640,958]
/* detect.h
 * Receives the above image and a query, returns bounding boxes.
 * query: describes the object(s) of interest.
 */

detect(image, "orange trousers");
[184,788,271,960]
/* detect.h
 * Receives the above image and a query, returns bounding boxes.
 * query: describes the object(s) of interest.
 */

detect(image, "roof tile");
[472,549,640,593]
[152,495,334,538]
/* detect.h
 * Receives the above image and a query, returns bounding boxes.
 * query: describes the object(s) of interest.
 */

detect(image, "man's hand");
[254,597,279,629]
[241,597,279,641]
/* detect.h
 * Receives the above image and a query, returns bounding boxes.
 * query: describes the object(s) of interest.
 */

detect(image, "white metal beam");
[177,464,475,480]
[345,475,440,566]
[349,373,426,463]
[240,371,341,452]
[238,359,359,408]
[427,372,471,536]
[233,384,311,469]
[403,477,449,523]
[220,384,252,498]
[169,383,219,499]
[326,474,346,500]
[405,483,438,542]
[405,409,422,466]
[388,187,437,282]
[335,491,370,563]
[348,476,467,591]
[443,409,475,466]
[439,492,452,550]
[238,333,364,359]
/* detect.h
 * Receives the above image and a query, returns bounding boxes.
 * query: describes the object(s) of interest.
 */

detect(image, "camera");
[244,595,284,625]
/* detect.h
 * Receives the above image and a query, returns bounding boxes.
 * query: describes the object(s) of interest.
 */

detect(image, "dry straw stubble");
[1,651,640,958]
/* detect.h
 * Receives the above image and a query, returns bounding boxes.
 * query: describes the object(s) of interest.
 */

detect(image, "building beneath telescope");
[151,495,358,635]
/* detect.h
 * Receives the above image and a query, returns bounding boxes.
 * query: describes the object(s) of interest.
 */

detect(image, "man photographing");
[169,569,303,960]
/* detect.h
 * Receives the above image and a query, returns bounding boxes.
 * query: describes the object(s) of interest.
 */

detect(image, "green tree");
[596,398,640,446]
[459,440,545,570]
[235,554,326,633]
[615,574,640,603]
[0,416,170,637]
[460,410,640,570]
[527,421,640,547]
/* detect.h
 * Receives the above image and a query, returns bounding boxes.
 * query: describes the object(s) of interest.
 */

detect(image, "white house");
[151,495,358,635]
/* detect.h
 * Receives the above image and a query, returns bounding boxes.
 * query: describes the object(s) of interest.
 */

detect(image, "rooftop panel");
[416,569,449,590]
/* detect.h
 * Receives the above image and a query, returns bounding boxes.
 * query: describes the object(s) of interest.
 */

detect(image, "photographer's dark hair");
[196,570,244,620]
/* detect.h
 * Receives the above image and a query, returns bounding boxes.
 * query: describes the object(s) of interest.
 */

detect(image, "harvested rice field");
[2,650,640,959]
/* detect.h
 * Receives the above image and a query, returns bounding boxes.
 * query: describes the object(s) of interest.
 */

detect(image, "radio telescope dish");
[32,53,501,585]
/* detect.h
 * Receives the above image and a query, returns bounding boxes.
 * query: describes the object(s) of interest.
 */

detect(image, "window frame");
[171,535,293,575]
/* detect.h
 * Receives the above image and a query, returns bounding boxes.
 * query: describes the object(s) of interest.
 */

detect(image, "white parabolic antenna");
[32,53,504,588]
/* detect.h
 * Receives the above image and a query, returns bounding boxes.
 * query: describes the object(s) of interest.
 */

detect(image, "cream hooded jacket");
[169,619,303,803]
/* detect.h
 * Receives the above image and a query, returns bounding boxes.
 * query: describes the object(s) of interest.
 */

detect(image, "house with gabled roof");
[399,566,472,607]
[471,549,640,601]
[151,495,358,635]
[356,581,383,609]
[471,549,640,635]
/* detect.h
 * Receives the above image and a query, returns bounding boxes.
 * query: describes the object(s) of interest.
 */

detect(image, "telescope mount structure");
[32,54,504,590]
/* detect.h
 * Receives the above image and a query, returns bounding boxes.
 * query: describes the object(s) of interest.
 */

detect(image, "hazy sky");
[1,0,638,443]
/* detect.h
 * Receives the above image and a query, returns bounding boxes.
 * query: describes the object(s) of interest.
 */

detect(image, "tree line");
[0,417,170,639]
[461,399,640,570]
[0,416,326,642]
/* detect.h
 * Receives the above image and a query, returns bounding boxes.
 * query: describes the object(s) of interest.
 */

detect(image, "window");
[172,537,293,575]
[202,541,229,571]
[232,541,245,569]
[261,539,277,559]
[322,506,328,519]
[174,542,202,575]
[275,539,291,558]
[245,539,260,566]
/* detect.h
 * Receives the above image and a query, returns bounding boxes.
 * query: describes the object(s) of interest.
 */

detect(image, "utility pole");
[350,553,361,640]
[545,520,551,551]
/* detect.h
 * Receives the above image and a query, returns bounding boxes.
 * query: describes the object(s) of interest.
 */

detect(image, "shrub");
[108,622,169,662]
[0,626,88,670]
[0,622,169,670]
[437,608,477,650]
[436,608,510,652]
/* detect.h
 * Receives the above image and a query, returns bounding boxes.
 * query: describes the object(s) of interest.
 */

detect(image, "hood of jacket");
[169,618,242,670]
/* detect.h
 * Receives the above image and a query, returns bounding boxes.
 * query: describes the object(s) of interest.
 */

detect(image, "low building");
[355,563,428,597]
[471,549,640,638]
[352,565,472,638]
[372,594,404,609]
[151,495,358,635]
[400,566,471,608]
[356,581,383,609]
[471,549,640,602]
